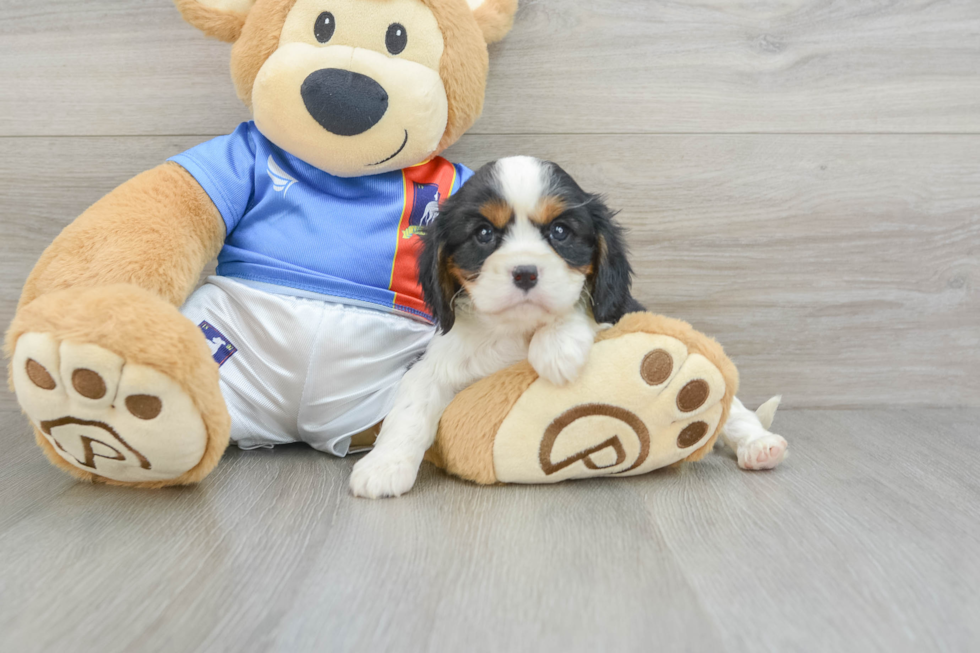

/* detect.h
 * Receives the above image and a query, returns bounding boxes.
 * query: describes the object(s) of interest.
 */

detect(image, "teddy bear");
[6,0,787,492]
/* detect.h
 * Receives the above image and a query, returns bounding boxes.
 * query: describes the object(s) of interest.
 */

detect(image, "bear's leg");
[430,313,749,485]
[8,285,230,488]
[720,397,788,470]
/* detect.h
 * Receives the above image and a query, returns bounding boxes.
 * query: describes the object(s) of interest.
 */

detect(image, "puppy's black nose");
[512,266,539,291]
[301,69,388,136]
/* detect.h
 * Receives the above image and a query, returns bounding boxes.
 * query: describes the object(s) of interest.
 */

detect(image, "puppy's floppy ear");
[466,0,519,44]
[173,0,256,43]
[418,235,460,334]
[588,196,639,324]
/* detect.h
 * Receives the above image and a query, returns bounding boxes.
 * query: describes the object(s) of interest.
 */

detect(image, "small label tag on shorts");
[198,321,238,367]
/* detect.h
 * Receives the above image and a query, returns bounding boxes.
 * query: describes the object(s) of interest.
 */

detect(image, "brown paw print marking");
[125,395,163,420]
[641,349,673,386]
[677,421,709,448]
[28,359,163,421]
[677,379,709,412]
[540,403,651,475]
[40,417,151,471]
[26,359,56,390]
[72,369,106,400]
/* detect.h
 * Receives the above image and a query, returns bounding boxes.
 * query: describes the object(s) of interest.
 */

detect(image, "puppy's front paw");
[349,449,421,499]
[528,323,594,386]
[737,434,788,470]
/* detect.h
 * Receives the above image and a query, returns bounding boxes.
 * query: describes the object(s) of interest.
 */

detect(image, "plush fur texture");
[251,0,453,175]
[422,0,491,153]
[211,0,499,157]
[472,0,518,44]
[424,360,537,484]
[424,312,739,485]
[7,163,227,487]
[595,312,740,464]
[229,0,298,107]
[9,0,519,487]
[6,285,230,488]
[174,0,253,42]
[18,163,225,310]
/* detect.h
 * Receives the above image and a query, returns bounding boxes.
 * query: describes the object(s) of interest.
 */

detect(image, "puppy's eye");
[315,12,336,43]
[386,23,408,55]
[550,222,570,242]
[475,226,495,244]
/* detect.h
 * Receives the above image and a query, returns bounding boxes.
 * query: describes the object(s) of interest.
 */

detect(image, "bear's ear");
[173,0,257,43]
[466,0,519,44]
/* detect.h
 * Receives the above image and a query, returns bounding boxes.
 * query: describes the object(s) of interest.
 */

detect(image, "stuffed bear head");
[174,0,517,177]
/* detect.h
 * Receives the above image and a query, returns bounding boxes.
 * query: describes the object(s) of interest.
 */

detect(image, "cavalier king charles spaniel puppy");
[350,156,786,498]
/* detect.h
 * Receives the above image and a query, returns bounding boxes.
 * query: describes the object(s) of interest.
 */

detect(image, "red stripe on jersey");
[389,158,458,319]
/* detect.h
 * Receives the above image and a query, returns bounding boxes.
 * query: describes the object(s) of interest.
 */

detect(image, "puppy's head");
[419,156,635,333]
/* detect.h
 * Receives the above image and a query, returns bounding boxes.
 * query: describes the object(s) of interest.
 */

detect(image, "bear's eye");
[386,23,408,55]
[314,12,336,43]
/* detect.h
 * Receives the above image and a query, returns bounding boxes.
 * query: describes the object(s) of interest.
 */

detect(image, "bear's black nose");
[301,69,389,136]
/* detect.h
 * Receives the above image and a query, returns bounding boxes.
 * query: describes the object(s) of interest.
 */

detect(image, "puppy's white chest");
[465,332,532,380]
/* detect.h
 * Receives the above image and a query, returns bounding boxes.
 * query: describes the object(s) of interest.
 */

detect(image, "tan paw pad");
[12,332,207,483]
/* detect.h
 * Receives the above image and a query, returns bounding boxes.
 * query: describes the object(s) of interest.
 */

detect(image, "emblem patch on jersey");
[402,182,441,239]
[268,156,298,196]
[390,158,459,320]
[198,321,238,367]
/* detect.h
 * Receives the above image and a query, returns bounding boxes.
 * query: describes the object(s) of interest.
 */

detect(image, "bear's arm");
[19,162,225,311]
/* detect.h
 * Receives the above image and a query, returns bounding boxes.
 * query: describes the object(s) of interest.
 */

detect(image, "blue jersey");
[169,122,472,322]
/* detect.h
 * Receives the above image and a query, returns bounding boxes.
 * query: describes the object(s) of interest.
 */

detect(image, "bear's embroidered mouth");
[367,130,409,167]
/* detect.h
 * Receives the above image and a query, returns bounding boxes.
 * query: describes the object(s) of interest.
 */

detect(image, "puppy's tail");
[755,395,782,430]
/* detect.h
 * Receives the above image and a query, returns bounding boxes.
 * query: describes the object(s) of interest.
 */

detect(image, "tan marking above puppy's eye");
[530,196,567,226]
[479,201,513,229]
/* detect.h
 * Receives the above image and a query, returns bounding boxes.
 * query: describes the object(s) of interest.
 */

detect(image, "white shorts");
[180,276,435,456]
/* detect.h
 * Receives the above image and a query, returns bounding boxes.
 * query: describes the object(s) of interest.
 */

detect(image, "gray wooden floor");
[1,390,978,653]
